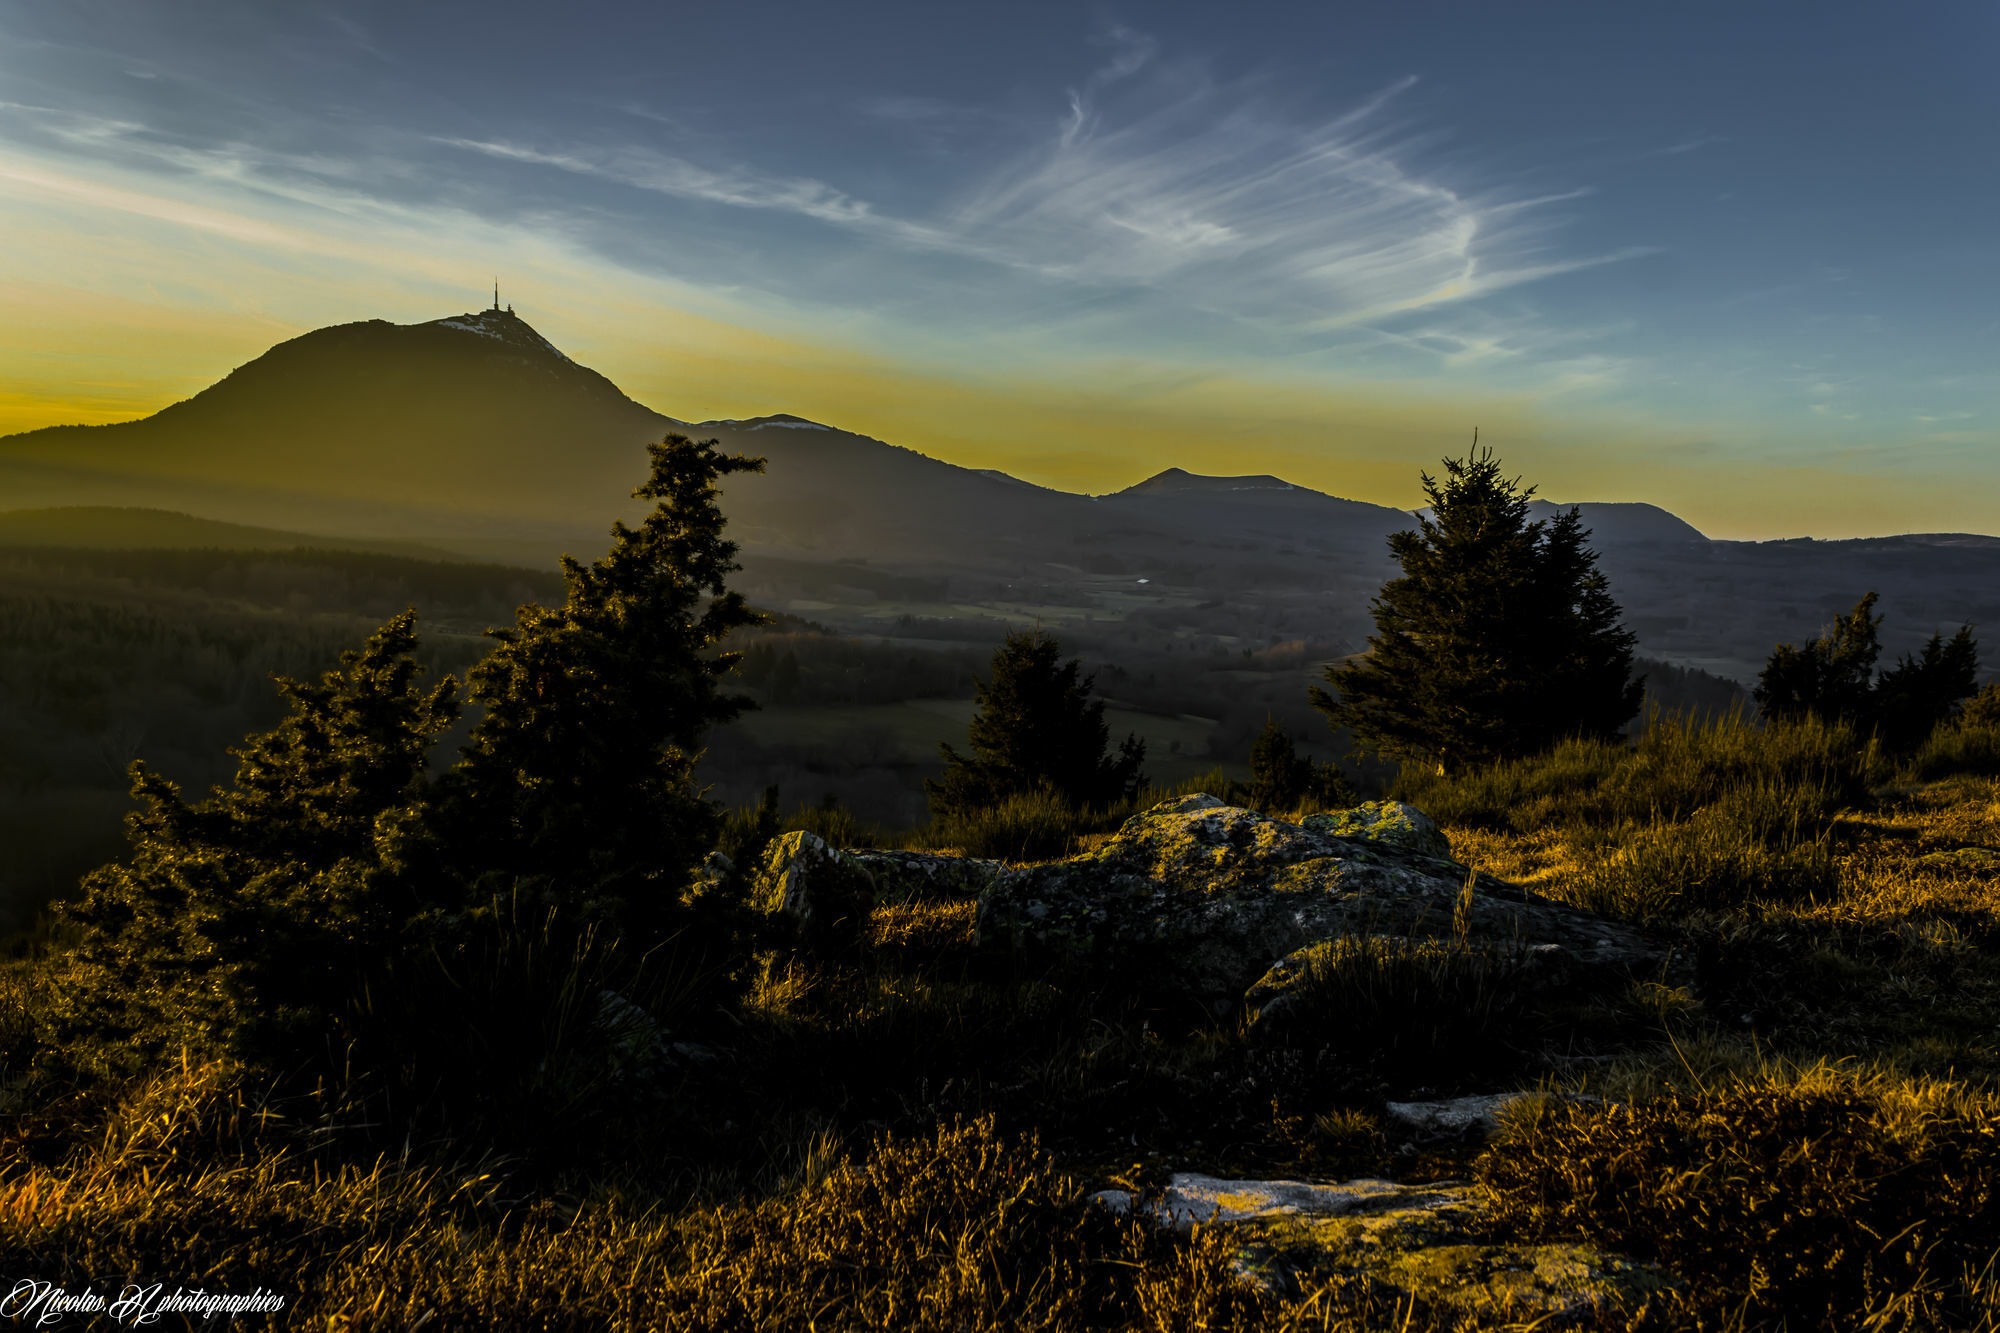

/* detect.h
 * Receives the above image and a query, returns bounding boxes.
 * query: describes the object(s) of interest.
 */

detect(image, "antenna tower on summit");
[492,279,500,311]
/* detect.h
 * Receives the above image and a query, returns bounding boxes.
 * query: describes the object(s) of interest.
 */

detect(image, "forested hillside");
[0,533,1745,932]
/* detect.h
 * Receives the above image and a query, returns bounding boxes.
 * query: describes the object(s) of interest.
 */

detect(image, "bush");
[1248,719,1354,816]
[1480,1067,2000,1328]
[1247,933,1541,1083]
[341,894,728,1155]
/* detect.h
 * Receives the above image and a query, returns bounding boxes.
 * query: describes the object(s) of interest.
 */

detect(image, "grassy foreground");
[6,715,2000,1329]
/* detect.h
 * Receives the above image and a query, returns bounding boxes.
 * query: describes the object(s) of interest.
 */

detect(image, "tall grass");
[1395,713,1872,921]
[1393,710,1875,836]
[0,1061,1473,1331]
[1902,721,2000,782]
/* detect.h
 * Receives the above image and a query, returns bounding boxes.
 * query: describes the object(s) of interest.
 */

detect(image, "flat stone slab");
[1383,1093,1527,1141]
[1094,1173,1445,1228]
[1095,1171,1676,1320]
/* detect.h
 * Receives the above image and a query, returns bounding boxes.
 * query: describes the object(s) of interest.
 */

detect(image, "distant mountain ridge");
[6,306,1996,681]
[0,307,1711,560]
[1116,468,1303,496]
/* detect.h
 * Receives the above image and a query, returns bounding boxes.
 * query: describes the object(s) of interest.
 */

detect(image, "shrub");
[49,613,458,1077]
[1480,1067,2000,1328]
[340,893,727,1154]
[1247,719,1355,816]
[1247,933,1541,1083]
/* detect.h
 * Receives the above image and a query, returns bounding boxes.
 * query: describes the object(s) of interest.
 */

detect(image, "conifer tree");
[1876,625,1979,751]
[1755,593,1884,726]
[1248,719,1355,813]
[54,613,457,1070]
[1312,442,1641,771]
[928,629,1144,819]
[436,434,764,940]
[1756,593,1977,750]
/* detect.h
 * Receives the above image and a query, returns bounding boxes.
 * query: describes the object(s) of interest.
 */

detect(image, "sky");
[1,0,1996,538]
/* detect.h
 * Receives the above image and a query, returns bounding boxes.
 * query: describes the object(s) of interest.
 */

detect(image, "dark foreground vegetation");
[4,439,2000,1330]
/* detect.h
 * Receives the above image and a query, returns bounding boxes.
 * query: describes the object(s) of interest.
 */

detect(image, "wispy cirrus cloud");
[4,21,1653,395]
[440,137,898,231]
[433,41,1646,349]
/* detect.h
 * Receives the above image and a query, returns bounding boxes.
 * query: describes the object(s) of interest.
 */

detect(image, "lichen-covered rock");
[1303,800,1453,861]
[754,831,875,946]
[976,796,1656,1011]
[852,849,1008,905]
[1095,1172,1674,1320]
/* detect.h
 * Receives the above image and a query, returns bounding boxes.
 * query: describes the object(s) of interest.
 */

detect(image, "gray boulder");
[753,831,876,946]
[1381,1091,1605,1145]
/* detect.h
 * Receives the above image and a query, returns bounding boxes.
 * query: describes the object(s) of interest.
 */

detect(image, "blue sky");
[2,0,1996,535]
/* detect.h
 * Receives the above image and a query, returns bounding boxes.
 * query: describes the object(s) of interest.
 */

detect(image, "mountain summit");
[0,308,668,544]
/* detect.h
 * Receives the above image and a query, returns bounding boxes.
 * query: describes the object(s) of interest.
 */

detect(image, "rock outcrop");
[752,794,1659,1011]
[976,795,1659,1011]
[752,831,876,947]
[1094,1171,1675,1318]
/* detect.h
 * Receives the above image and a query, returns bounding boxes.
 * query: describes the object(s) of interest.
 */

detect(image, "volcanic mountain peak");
[424,307,576,365]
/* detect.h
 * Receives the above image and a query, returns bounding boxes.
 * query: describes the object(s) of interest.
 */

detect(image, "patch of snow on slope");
[436,318,503,341]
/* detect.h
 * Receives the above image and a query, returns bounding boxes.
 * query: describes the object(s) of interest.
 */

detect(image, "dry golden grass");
[1482,1059,2000,1331]
[0,1061,1549,1332]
